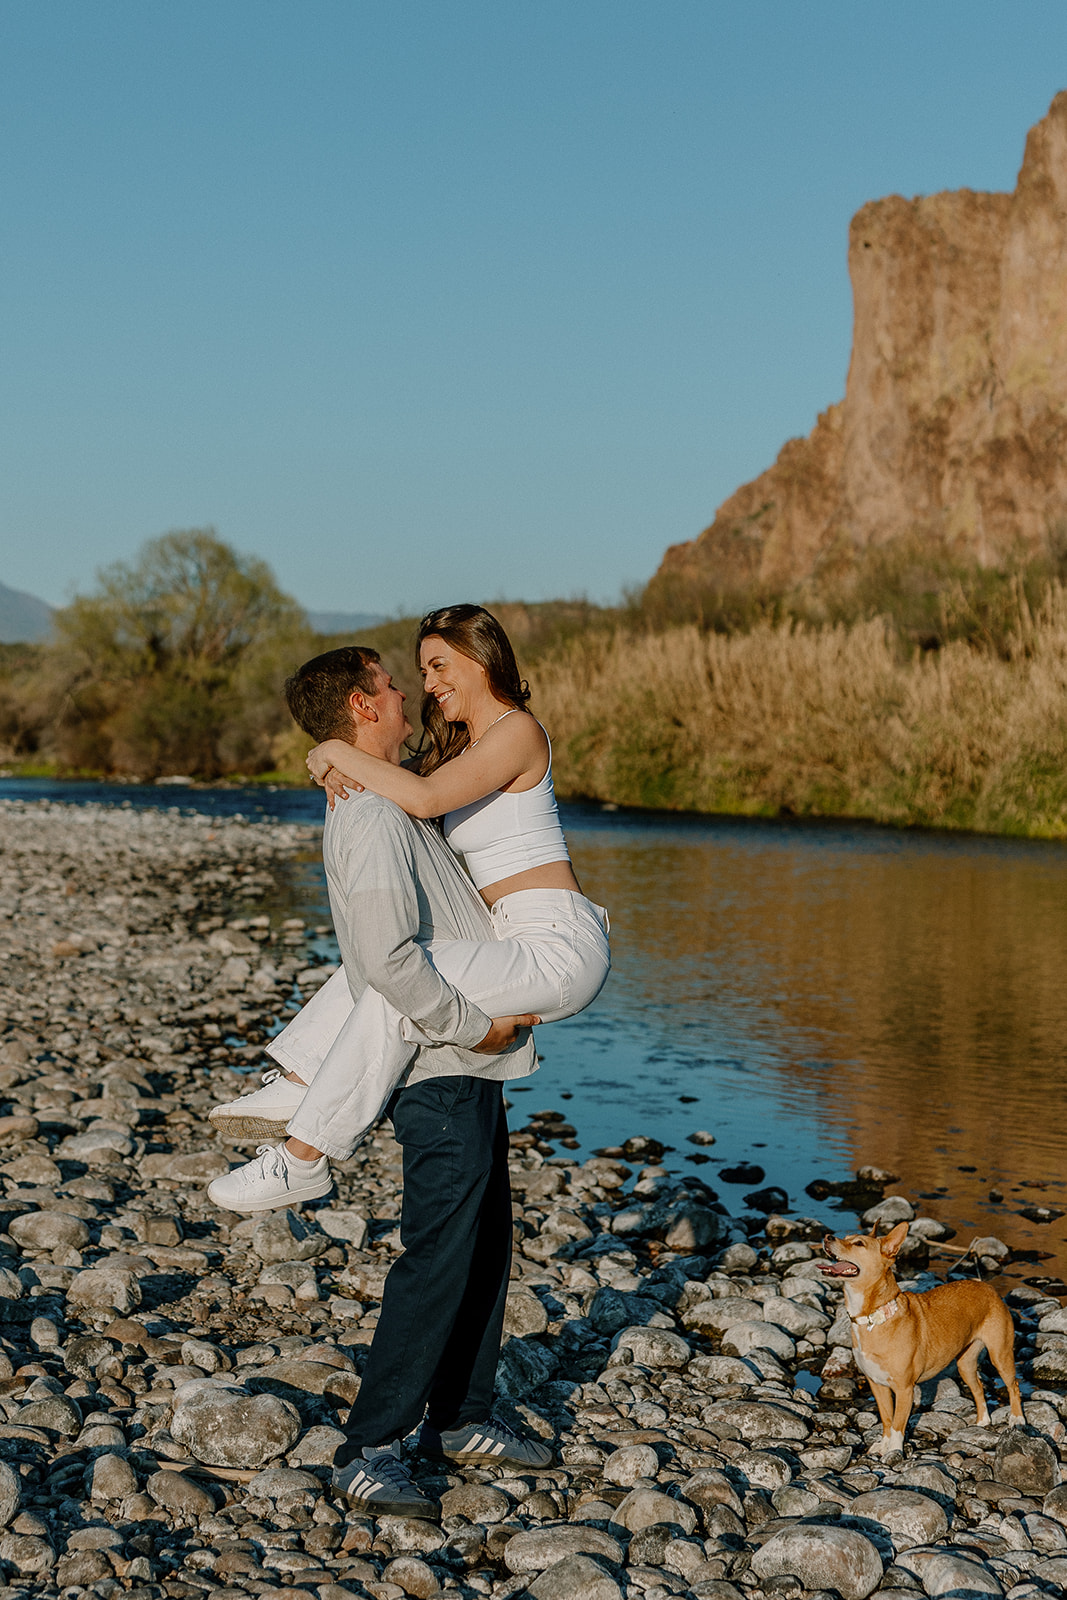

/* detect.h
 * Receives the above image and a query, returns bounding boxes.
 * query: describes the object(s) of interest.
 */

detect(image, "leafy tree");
[49,529,313,777]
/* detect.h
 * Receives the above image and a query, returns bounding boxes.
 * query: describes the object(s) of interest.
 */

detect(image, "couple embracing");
[204,605,610,1520]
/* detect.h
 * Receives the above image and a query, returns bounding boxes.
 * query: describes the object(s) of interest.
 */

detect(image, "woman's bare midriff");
[480,859,582,908]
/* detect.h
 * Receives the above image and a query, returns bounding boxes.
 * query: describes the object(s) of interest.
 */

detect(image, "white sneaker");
[208,1068,307,1141]
[207,1143,333,1213]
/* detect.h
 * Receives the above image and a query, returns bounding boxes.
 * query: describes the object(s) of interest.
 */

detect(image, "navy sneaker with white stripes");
[418,1415,554,1469]
[332,1442,438,1518]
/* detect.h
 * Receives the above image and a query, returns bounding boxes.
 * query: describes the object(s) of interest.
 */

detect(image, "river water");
[5,777,1067,1287]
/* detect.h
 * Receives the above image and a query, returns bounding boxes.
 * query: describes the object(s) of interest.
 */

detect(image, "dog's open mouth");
[817,1261,860,1277]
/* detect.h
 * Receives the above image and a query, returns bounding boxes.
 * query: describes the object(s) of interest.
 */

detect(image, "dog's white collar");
[851,1294,903,1329]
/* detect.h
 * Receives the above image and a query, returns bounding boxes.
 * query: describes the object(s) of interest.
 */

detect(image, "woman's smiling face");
[419,635,489,724]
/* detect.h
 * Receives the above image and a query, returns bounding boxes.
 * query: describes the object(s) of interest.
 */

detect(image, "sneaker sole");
[422,1445,554,1470]
[208,1110,298,1141]
[205,1172,334,1213]
[337,1490,439,1519]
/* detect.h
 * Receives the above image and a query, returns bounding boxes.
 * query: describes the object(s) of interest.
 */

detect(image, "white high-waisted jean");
[271,889,610,1160]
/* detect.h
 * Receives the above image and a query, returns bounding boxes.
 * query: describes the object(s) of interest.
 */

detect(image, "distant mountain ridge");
[0,582,386,646]
[0,582,53,643]
[306,609,387,635]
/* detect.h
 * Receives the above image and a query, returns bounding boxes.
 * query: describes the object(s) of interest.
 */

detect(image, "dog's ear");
[880,1220,909,1258]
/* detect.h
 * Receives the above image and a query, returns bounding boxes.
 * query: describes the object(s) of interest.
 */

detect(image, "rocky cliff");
[655,92,1067,597]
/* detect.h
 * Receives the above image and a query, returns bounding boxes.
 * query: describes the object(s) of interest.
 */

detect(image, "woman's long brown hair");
[415,604,530,777]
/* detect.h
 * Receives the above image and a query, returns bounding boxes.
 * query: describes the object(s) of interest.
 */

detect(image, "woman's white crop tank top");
[443,727,571,890]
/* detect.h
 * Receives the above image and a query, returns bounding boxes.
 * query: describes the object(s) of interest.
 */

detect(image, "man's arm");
[333,801,493,1051]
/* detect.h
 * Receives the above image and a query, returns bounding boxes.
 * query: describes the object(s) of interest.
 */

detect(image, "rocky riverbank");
[1,799,1066,1600]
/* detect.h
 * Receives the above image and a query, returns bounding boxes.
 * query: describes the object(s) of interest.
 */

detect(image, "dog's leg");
[882,1382,913,1457]
[866,1379,896,1457]
[957,1339,990,1426]
[983,1306,1024,1426]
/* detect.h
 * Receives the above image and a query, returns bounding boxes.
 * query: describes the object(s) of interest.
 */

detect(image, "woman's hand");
[322,766,360,810]
[306,744,335,782]
[307,746,363,810]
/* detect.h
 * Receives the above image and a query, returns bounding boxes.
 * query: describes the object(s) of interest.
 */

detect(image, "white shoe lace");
[235,1144,290,1190]
[230,1067,284,1103]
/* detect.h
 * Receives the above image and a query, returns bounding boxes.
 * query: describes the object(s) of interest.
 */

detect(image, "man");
[208,645,551,1516]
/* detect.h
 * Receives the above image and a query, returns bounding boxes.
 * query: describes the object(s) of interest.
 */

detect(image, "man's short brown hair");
[285,646,382,742]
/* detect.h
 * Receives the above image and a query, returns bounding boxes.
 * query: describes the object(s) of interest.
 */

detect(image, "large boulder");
[242,1359,359,1405]
[611,1488,697,1535]
[316,1208,369,1248]
[9,1211,90,1252]
[505,1526,624,1574]
[504,1287,550,1337]
[164,1150,230,1182]
[382,1555,439,1598]
[680,1296,764,1335]
[64,1335,118,1380]
[702,1399,811,1442]
[495,1336,558,1397]
[0,1463,19,1529]
[663,1204,728,1252]
[146,1469,217,1519]
[894,1545,1004,1596]
[245,1467,322,1502]
[87,1453,137,1503]
[252,1208,329,1262]
[602,1445,660,1488]
[439,1483,513,1523]
[59,1127,135,1162]
[588,1288,672,1337]
[528,1555,622,1600]
[849,1488,950,1548]
[15,1395,82,1436]
[994,1429,1059,1495]
[66,1266,141,1314]
[761,1297,830,1337]
[611,1325,691,1369]
[721,1320,796,1362]
[752,1524,883,1600]
[169,1380,301,1469]
[680,1470,745,1519]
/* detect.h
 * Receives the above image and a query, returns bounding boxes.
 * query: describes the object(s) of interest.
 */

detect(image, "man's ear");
[348,688,378,725]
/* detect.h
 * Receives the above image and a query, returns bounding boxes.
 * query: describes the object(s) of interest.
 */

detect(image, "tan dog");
[819,1220,1024,1457]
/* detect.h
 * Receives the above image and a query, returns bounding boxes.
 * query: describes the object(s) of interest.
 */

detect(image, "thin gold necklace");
[467,707,518,749]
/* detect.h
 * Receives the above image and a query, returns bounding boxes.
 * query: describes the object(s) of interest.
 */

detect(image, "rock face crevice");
[657,91,1067,595]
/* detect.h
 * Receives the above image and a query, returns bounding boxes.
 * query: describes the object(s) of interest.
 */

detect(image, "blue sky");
[4,2,1067,617]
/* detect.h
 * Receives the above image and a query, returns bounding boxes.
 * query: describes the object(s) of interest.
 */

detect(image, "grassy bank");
[530,584,1067,838]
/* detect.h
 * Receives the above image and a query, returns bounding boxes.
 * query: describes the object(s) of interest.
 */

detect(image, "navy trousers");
[335,1074,512,1462]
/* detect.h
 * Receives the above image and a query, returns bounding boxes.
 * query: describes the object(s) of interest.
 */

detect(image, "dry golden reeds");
[530,582,1067,837]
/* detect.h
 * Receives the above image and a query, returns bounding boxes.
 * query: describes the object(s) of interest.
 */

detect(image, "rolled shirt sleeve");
[332,803,492,1051]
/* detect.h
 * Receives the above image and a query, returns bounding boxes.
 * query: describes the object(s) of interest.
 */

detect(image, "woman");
[208,605,609,1182]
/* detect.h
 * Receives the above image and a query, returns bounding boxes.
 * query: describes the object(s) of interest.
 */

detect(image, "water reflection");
[553,809,1067,1278]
